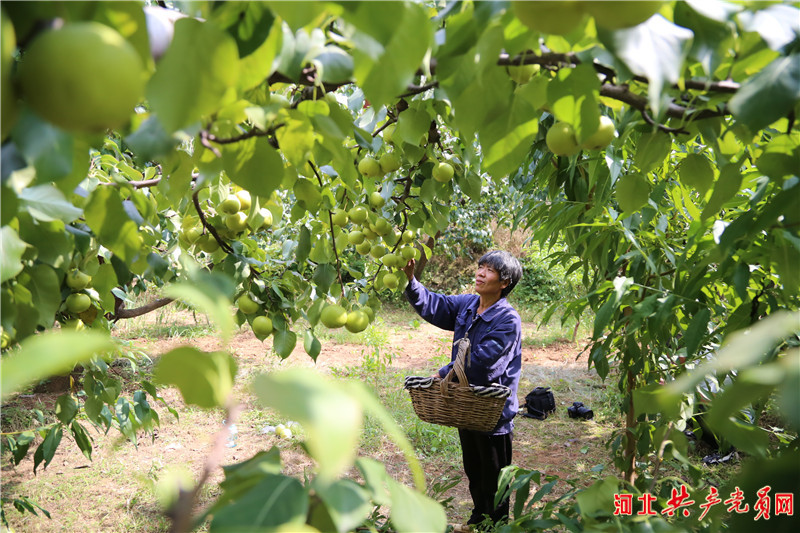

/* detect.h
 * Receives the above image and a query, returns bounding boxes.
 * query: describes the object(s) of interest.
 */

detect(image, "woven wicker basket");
[406,338,506,432]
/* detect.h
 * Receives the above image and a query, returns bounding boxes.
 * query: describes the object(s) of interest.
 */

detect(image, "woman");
[402,250,523,527]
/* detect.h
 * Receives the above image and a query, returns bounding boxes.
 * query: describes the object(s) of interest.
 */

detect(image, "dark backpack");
[521,387,556,420]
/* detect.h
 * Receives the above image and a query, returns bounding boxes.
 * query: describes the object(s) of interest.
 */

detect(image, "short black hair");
[478,250,522,298]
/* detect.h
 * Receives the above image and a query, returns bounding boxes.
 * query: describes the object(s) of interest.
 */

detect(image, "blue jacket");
[405,277,522,435]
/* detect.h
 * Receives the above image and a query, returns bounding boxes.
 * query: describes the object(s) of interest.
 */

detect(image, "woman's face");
[475,263,509,298]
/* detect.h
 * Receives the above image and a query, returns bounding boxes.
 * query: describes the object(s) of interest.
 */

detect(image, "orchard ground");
[1,303,729,532]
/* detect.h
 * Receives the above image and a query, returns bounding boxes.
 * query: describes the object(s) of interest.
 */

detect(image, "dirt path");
[2,319,607,531]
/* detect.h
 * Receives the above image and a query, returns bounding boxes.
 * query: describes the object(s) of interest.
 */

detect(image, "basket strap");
[441,337,471,395]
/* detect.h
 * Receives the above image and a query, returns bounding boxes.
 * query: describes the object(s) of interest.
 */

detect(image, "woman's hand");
[402,258,416,281]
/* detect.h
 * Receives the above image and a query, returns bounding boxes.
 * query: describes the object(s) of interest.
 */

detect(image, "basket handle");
[440,337,471,396]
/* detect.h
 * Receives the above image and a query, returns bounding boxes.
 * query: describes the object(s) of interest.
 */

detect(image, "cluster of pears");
[333,195,420,293]
[180,188,274,254]
[236,292,274,338]
[357,150,403,179]
[61,267,95,330]
[319,302,375,334]
[545,116,617,156]
[513,1,664,36]
[216,189,274,236]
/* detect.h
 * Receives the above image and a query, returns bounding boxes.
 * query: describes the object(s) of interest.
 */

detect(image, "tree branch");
[112,297,174,319]
[499,51,741,93]
[398,82,439,98]
[205,124,283,150]
[499,51,736,132]
[598,83,728,126]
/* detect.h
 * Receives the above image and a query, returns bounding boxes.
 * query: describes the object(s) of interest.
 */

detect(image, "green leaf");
[516,75,550,113]
[546,64,600,140]
[253,370,362,483]
[634,132,672,173]
[345,381,426,491]
[302,329,321,361]
[124,115,179,162]
[701,164,742,220]
[684,308,711,357]
[55,394,78,425]
[314,45,354,84]
[616,172,651,213]
[1,186,19,226]
[0,226,27,283]
[706,379,772,457]
[678,153,715,194]
[27,264,60,328]
[83,186,143,263]
[276,111,316,168]
[33,425,63,474]
[355,458,392,507]
[266,0,332,31]
[634,383,679,418]
[222,447,283,486]
[210,473,309,530]
[311,479,372,533]
[395,107,431,146]
[146,18,240,132]
[1,331,116,400]
[597,16,693,114]
[238,21,282,91]
[16,214,72,267]
[152,347,237,409]
[221,136,285,199]
[163,273,236,343]
[481,100,539,179]
[12,109,74,182]
[755,134,800,179]
[312,263,337,294]
[18,185,82,223]
[387,478,447,533]
[458,171,482,202]
[7,431,35,466]
[70,421,93,461]
[92,263,119,312]
[346,2,433,107]
[215,1,275,57]
[273,324,298,359]
[442,25,511,139]
[593,294,617,340]
[575,477,619,518]
[729,54,800,132]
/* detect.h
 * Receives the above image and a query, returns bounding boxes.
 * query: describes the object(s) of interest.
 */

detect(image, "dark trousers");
[458,429,513,525]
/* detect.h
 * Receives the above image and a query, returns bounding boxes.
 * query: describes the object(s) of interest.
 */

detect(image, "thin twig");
[168,403,243,533]
[308,161,346,289]
[193,190,235,255]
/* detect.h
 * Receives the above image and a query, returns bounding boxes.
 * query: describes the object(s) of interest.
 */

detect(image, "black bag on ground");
[521,387,556,420]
